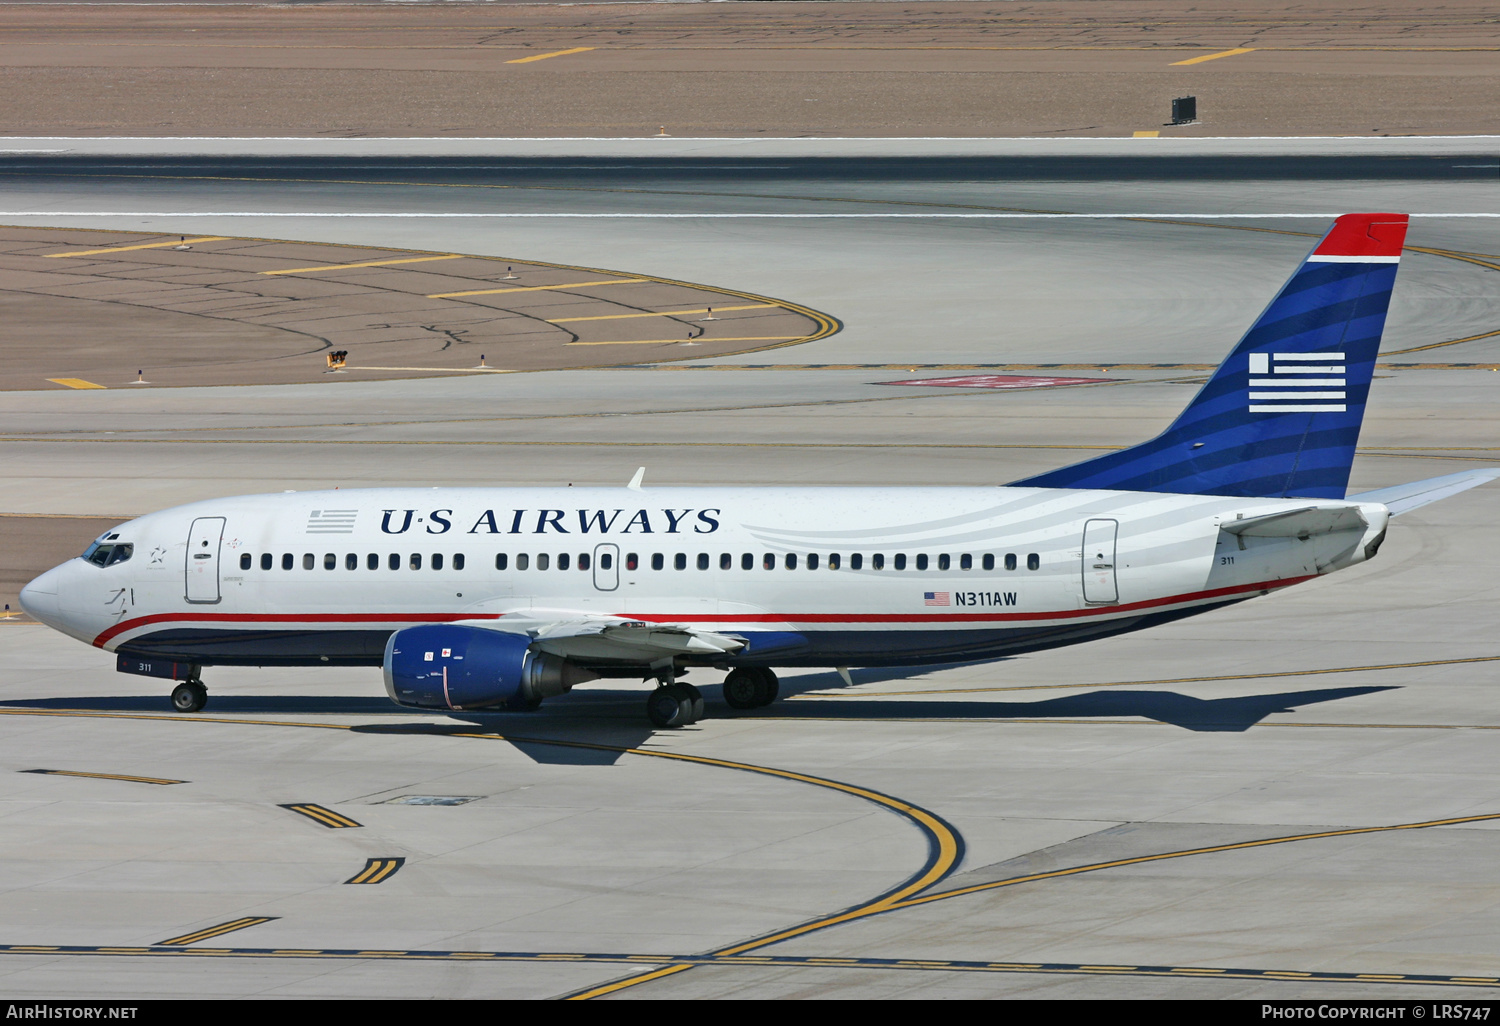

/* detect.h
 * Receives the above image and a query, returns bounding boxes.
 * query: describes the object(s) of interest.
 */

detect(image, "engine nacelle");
[383,624,598,711]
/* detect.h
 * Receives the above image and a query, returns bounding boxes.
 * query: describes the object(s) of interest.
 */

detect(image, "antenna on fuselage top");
[627,467,646,491]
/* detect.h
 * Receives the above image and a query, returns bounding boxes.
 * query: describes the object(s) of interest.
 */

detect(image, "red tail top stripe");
[1311,212,1409,259]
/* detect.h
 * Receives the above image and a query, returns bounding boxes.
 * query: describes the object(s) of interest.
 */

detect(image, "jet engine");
[383,624,598,711]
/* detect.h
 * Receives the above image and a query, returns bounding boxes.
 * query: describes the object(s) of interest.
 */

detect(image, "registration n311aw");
[20,213,1499,726]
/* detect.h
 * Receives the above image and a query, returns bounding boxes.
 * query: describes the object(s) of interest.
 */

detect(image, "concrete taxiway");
[0,139,1498,998]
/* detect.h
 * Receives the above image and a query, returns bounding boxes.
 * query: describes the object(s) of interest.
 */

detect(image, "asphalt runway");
[1,140,1499,999]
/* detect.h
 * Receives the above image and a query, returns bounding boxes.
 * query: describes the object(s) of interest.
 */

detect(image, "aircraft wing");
[461,612,745,664]
[1348,468,1500,516]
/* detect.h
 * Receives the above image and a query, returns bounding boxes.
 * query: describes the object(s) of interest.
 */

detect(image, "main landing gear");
[721,667,779,711]
[170,679,207,713]
[646,682,704,729]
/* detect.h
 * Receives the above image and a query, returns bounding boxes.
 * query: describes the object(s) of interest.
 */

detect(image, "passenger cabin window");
[720,553,732,570]
[785,553,798,570]
[389,553,400,570]
[517,554,529,571]
[873,554,885,570]
[1027,553,1040,570]
[556,553,567,571]
[496,553,508,570]
[938,554,951,571]
[1005,553,1017,571]
[851,553,863,570]
[982,554,994,571]
[537,554,549,571]
[283,553,294,571]
[410,553,422,571]
[454,554,465,571]
[916,554,929,571]
[626,553,638,571]
[577,553,588,571]
[262,553,273,571]
[960,554,972,571]
[651,553,664,571]
[894,554,907,571]
[674,553,687,571]
[828,553,840,570]
[432,553,445,571]
[807,553,819,570]
[367,553,379,570]
[741,553,753,570]
[763,553,775,570]
[598,553,611,570]
[303,554,314,570]
[346,553,357,570]
[239,553,252,570]
[697,553,709,570]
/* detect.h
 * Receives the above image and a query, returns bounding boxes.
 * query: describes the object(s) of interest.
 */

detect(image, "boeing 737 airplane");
[20,213,1500,726]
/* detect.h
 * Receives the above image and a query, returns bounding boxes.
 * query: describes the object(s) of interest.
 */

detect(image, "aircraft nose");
[19,565,64,626]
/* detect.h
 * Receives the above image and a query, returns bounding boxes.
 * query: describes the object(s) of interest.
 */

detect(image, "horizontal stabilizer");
[1348,468,1500,516]
[1221,505,1367,538]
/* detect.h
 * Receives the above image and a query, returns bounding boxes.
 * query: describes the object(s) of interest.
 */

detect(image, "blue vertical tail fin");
[1014,213,1409,500]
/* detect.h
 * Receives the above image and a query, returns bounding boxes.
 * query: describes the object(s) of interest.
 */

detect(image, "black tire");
[646,687,687,728]
[755,670,779,708]
[721,669,762,710]
[171,681,206,713]
[680,682,705,723]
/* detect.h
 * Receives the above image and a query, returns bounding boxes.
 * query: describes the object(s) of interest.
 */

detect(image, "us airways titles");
[376,507,724,536]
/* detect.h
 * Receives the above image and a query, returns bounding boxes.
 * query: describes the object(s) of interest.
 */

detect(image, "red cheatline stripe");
[92,576,1310,647]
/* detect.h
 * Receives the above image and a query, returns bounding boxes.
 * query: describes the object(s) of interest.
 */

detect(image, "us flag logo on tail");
[1248,352,1347,413]
[923,592,950,606]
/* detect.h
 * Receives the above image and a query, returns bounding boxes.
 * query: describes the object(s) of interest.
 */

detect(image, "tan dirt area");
[0,1,1495,137]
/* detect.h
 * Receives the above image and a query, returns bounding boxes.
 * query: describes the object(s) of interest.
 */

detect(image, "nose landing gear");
[170,679,207,713]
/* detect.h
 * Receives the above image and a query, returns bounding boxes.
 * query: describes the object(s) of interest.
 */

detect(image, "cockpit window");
[82,541,133,567]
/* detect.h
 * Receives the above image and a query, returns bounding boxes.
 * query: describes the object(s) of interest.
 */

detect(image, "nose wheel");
[170,680,207,713]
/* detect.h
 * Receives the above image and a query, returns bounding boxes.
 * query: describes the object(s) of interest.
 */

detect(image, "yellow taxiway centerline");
[505,47,595,64]
[566,336,799,346]
[261,255,462,276]
[1171,47,1255,65]
[44,237,228,258]
[548,304,777,323]
[428,279,644,299]
[47,379,105,390]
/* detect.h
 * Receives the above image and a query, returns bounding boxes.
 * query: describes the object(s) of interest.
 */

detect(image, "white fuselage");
[21,485,1389,672]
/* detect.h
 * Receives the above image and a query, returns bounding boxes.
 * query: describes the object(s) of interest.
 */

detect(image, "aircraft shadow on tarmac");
[756,685,1398,733]
[0,680,1398,772]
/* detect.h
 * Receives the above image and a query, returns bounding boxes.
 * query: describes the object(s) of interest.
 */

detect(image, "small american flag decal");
[924,592,950,606]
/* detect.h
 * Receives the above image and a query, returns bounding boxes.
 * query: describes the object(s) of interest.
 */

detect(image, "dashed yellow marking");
[261,255,462,276]
[21,768,183,785]
[47,379,105,390]
[45,237,227,257]
[566,336,799,346]
[159,917,277,947]
[346,858,405,885]
[280,803,362,829]
[1171,47,1255,65]
[427,278,644,299]
[1133,131,1160,138]
[505,46,595,64]
[547,304,777,323]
